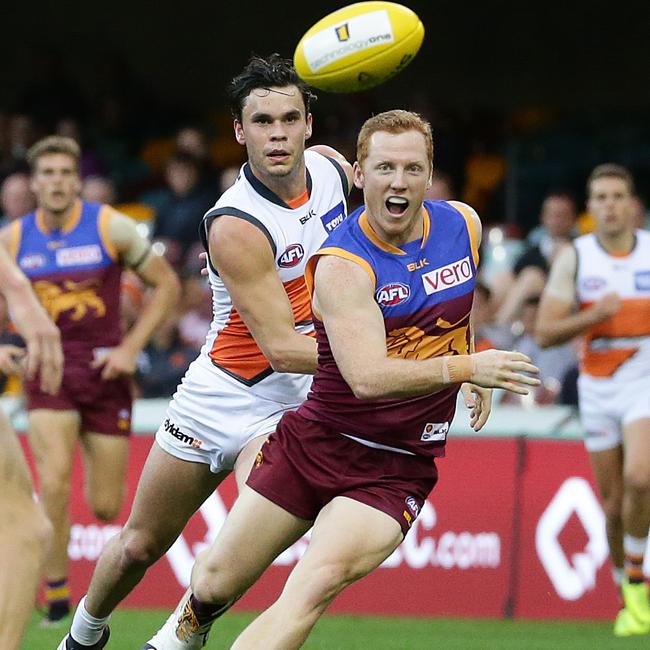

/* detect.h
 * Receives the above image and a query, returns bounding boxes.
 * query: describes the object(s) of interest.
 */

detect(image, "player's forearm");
[121,279,181,354]
[346,355,470,400]
[536,307,603,348]
[263,331,318,375]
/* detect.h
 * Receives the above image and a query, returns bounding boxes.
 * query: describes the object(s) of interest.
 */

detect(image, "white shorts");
[578,373,650,452]
[155,356,310,473]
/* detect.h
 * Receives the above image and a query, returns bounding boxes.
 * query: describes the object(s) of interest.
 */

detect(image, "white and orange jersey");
[575,230,650,378]
[198,150,348,402]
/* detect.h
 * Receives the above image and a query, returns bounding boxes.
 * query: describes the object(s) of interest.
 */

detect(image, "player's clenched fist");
[469,349,540,395]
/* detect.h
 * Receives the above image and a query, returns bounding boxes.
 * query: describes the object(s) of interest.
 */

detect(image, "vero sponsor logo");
[422,256,472,295]
[278,244,304,268]
[56,244,102,267]
[375,282,410,306]
[635,270,650,291]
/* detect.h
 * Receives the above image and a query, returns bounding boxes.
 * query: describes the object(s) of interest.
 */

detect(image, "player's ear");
[234,120,246,145]
[305,113,313,141]
[353,161,364,189]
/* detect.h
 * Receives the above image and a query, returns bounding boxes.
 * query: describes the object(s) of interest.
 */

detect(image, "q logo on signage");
[535,477,608,601]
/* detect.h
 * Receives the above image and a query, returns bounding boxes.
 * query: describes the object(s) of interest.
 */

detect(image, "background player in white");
[0,243,63,650]
[59,54,352,650]
[536,164,650,637]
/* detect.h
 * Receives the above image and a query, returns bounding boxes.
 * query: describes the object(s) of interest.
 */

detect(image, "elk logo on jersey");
[376,282,410,307]
[278,244,305,268]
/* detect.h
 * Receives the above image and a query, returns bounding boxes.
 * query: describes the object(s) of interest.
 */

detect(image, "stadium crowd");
[0,64,648,403]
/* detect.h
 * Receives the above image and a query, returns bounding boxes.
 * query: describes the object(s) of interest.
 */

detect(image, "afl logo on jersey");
[19,253,46,270]
[581,276,607,292]
[278,244,304,268]
[375,282,410,306]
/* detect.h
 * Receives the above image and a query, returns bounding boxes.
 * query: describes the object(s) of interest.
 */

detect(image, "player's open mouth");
[386,196,409,216]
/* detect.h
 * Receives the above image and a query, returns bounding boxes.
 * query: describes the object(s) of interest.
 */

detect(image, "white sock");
[611,566,624,586]
[69,596,111,645]
[623,534,648,557]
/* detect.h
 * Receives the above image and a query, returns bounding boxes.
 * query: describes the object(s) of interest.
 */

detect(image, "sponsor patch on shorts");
[164,418,202,448]
[420,422,449,442]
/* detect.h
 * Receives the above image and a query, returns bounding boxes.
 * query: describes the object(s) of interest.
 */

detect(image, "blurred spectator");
[56,117,104,178]
[424,170,455,201]
[503,295,578,405]
[135,314,196,398]
[472,281,512,352]
[219,165,240,193]
[495,191,576,325]
[81,175,117,204]
[0,114,36,175]
[0,173,35,226]
[177,246,212,350]
[176,126,219,187]
[149,152,219,258]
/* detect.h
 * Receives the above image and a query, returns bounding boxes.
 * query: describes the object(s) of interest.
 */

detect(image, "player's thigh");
[285,496,403,593]
[196,485,311,591]
[27,409,79,483]
[0,410,33,495]
[623,417,650,482]
[233,433,269,492]
[81,432,129,504]
[123,441,225,546]
[589,445,624,508]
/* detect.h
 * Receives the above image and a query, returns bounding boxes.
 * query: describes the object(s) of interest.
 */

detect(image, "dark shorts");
[25,354,132,437]
[246,410,438,537]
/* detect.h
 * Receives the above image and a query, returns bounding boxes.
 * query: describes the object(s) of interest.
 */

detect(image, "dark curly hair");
[228,53,317,122]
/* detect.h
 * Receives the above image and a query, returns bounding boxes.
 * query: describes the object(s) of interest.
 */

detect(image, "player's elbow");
[346,375,382,401]
[267,352,293,374]
[534,324,555,349]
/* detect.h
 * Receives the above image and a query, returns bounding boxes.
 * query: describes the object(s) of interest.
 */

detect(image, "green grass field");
[23,609,650,649]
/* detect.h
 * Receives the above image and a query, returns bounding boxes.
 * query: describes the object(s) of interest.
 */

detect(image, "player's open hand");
[23,321,64,395]
[470,349,540,395]
[91,344,138,380]
[460,383,493,431]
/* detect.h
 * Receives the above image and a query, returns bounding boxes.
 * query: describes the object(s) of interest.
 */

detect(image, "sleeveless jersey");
[10,200,123,355]
[575,230,650,379]
[199,150,348,402]
[299,200,480,458]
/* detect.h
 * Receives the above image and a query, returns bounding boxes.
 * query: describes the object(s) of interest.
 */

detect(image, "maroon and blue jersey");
[300,200,480,458]
[10,200,123,356]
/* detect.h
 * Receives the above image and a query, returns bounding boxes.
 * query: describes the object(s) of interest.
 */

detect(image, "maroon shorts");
[246,410,438,536]
[25,353,132,437]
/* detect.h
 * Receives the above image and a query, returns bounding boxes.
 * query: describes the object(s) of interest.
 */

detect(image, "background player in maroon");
[0,136,181,625]
[148,110,539,649]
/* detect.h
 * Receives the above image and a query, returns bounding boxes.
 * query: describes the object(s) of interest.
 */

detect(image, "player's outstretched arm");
[93,210,181,380]
[313,254,540,400]
[0,244,63,395]
[209,215,318,374]
[535,244,619,348]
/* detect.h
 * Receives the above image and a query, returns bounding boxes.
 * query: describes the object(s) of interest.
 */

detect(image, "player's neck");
[249,160,307,204]
[597,229,635,256]
[40,200,79,231]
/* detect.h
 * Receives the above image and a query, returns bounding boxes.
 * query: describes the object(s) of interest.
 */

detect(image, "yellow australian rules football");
[293,2,424,93]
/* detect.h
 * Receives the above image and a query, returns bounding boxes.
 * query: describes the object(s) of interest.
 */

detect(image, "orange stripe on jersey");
[448,201,480,267]
[581,297,650,376]
[209,275,315,381]
[286,189,309,209]
[209,307,269,380]
[9,220,21,260]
